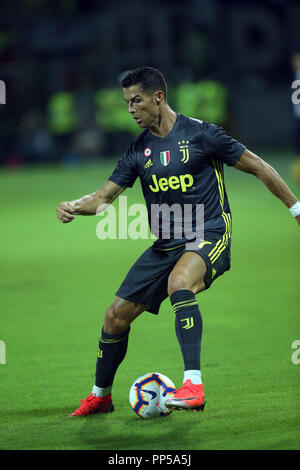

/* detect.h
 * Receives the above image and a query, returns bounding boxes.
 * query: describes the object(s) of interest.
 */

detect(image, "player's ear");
[154,90,164,105]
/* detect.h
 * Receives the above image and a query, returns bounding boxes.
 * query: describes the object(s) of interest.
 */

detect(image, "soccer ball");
[129,372,176,419]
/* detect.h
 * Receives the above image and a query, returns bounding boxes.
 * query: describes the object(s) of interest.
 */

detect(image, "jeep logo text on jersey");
[149,174,194,192]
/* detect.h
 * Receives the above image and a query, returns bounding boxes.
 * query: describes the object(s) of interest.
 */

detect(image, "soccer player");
[56,66,300,416]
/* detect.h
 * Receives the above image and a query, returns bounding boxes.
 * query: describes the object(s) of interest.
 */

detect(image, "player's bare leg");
[69,297,146,416]
[103,296,146,335]
[168,251,207,296]
[166,251,207,412]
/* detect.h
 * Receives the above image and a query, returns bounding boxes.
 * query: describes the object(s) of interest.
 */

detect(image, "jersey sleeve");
[202,121,246,166]
[108,144,138,188]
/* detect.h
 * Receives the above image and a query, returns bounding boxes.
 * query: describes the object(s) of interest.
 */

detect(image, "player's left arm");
[234,149,300,226]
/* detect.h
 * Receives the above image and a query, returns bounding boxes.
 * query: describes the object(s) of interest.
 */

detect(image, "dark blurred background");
[0,0,300,169]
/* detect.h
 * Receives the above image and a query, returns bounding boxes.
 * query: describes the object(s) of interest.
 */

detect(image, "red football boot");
[165,380,205,412]
[69,393,114,417]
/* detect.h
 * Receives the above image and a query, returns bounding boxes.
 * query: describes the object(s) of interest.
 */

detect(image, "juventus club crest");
[178,141,190,163]
[160,150,170,166]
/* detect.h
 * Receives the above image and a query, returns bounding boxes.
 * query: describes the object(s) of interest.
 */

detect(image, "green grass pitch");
[0,153,299,450]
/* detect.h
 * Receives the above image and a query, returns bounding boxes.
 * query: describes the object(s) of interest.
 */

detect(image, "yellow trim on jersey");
[212,159,225,208]
[208,160,232,264]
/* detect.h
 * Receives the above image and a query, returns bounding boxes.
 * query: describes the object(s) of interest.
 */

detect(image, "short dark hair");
[121,66,167,101]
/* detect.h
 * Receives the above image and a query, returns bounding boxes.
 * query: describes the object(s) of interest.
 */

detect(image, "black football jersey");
[109,114,246,249]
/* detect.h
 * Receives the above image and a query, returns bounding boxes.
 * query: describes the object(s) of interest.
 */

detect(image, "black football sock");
[170,289,202,371]
[95,326,130,389]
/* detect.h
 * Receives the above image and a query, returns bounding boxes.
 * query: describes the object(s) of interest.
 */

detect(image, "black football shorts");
[116,232,231,315]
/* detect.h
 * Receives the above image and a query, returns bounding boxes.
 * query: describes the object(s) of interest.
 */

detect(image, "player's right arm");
[56,180,125,223]
[57,140,139,224]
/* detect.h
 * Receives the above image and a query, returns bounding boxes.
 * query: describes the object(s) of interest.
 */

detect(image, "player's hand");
[56,201,75,223]
[296,214,300,226]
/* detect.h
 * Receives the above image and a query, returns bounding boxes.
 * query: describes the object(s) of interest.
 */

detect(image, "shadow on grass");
[76,413,205,450]
[2,407,74,419]
[0,407,208,450]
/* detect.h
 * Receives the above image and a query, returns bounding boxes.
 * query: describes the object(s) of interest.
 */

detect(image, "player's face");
[123,84,160,129]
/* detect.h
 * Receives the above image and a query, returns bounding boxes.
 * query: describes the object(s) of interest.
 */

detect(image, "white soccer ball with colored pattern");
[129,372,176,419]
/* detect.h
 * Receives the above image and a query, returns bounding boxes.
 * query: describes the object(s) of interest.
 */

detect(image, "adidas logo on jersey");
[144,159,153,168]
[198,240,212,249]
